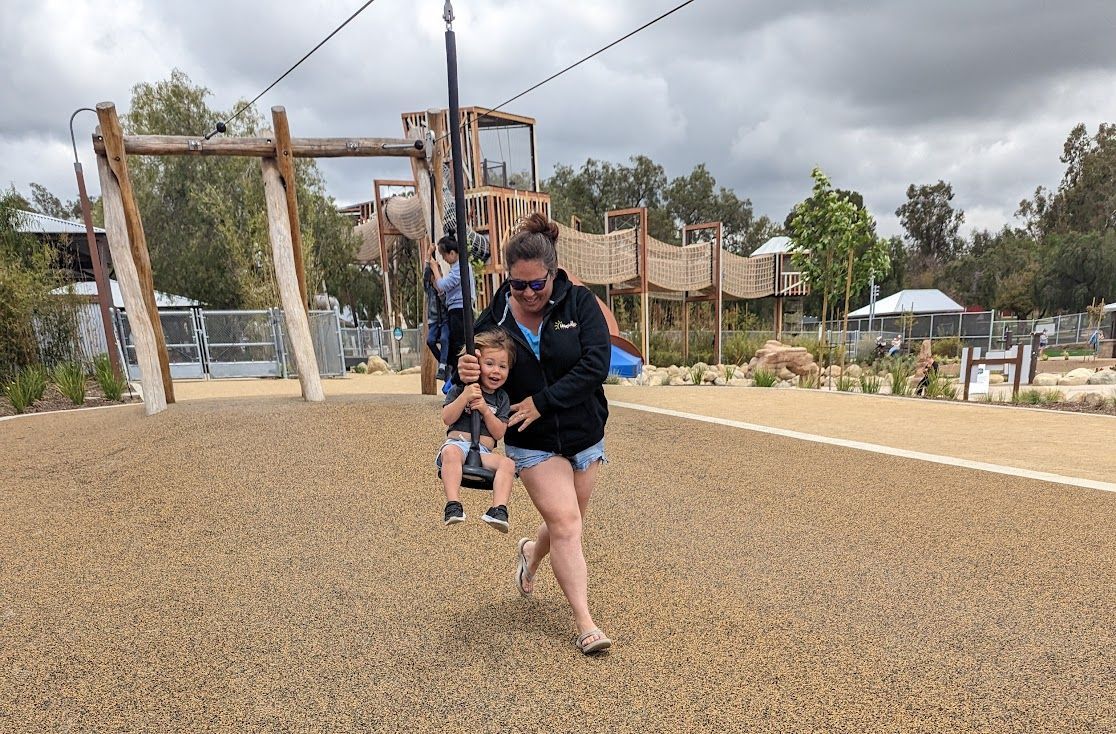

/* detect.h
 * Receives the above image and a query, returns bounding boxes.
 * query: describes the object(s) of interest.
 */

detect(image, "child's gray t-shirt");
[443,384,511,441]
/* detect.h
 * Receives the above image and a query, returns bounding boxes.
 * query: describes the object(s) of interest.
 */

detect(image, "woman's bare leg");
[519,458,600,635]
[522,460,600,585]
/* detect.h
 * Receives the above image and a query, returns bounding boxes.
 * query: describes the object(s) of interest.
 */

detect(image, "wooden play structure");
[89,101,429,415]
[347,103,810,373]
[552,209,807,364]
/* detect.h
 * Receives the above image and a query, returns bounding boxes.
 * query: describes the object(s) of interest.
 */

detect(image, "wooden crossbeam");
[92,135,425,158]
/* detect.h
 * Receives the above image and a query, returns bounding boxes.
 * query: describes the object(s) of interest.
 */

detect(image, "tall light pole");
[70,107,122,378]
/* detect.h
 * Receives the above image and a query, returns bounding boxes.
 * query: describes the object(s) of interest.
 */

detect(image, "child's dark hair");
[437,234,458,257]
[473,329,516,369]
[504,212,558,272]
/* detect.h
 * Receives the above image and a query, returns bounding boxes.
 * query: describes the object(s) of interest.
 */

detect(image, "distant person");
[423,248,450,380]
[1089,327,1103,358]
[915,358,940,396]
[427,233,472,391]
[888,334,902,357]
[1038,328,1049,357]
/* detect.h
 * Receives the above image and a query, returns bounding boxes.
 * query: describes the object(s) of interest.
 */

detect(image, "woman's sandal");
[575,628,612,655]
[515,537,535,597]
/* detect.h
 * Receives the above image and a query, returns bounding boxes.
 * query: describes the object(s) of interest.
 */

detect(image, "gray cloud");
[3,0,1115,239]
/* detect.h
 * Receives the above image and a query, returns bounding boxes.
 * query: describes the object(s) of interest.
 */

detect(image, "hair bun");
[522,212,559,244]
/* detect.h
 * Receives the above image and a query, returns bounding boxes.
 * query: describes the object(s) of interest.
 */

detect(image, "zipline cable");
[204,0,382,138]
[434,0,699,146]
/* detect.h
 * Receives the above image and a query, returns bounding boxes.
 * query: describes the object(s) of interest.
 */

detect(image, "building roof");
[14,209,105,235]
[50,279,200,308]
[848,289,964,318]
[751,236,793,256]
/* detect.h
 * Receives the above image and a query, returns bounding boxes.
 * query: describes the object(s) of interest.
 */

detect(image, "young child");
[437,329,516,532]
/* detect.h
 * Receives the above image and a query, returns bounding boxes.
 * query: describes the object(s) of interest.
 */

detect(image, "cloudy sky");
[4,0,1116,237]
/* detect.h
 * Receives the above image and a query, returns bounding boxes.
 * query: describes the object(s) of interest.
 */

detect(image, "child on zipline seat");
[436,329,516,531]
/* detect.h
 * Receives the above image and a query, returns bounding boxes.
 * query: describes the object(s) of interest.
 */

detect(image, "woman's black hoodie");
[471,269,610,455]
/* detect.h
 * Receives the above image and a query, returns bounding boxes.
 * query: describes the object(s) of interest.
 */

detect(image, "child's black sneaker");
[444,501,465,526]
[482,505,509,533]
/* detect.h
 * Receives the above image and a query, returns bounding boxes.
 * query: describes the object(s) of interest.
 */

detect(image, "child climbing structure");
[553,208,808,365]
[349,105,807,380]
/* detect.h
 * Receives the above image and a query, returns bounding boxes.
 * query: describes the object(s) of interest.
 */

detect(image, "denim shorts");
[505,439,607,476]
[435,438,491,469]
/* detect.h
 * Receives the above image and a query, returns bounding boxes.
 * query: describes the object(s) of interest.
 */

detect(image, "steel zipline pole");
[70,107,123,379]
[443,0,494,489]
[444,2,474,360]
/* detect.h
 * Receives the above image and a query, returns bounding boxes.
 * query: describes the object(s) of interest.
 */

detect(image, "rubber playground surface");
[2,377,1114,732]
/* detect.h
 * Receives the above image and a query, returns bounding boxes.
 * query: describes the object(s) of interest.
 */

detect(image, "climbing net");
[554,222,639,285]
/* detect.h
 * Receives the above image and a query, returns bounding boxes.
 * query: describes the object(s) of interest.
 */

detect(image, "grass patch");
[922,370,957,400]
[93,354,127,401]
[858,373,882,394]
[888,359,915,397]
[689,365,707,385]
[1013,388,1063,405]
[53,361,87,405]
[835,374,857,392]
[23,364,47,402]
[3,367,42,413]
[752,368,777,387]
[798,371,819,389]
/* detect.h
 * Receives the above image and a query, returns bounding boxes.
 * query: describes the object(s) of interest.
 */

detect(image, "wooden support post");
[682,295,690,363]
[271,107,308,310]
[713,223,723,365]
[261,155,325,402]
[638,208,650,364]
[415,111,450,395]
[95,107,175,404]
[96,152,167,416]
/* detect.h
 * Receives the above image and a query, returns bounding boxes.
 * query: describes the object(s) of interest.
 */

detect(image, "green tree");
[1019,123,1116,239]
[28,183,89,221]
[545,155,777,250]
[1035,230,1116,313]
[0,195,76,379]
[124,69,359,311]
[665,163,779,253]
[896,180,965,264]
[788,167,889,363]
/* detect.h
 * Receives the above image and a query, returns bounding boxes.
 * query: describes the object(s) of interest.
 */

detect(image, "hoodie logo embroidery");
[554,320,578,331]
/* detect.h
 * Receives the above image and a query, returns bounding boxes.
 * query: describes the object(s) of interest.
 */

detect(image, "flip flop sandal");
[515,537,535,597]
[575,628,612,655]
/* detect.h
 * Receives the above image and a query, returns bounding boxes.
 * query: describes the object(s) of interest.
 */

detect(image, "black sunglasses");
[507,273,552,291]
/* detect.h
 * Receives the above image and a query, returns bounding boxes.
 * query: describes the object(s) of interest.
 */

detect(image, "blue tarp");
[609,345,643,378]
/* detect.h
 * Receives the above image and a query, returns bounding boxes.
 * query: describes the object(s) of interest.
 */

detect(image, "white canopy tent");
[849,288,964,318]
[51,279,199,309]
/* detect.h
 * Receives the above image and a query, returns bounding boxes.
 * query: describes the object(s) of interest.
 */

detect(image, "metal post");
[867,275,876,334]
[445,12,474,363]
[70,107,121,378]
[334,304,346,375]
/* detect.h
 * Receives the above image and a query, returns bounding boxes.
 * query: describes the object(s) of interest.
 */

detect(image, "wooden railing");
[779,269,809,296]
[465,187,551,271]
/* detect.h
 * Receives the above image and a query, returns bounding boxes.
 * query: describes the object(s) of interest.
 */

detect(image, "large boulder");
[1032,373,1059,387]
[1087,368,1116,385]
[1058,368,1095,386]
[366,356,391,374]
[751,340,818,377]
